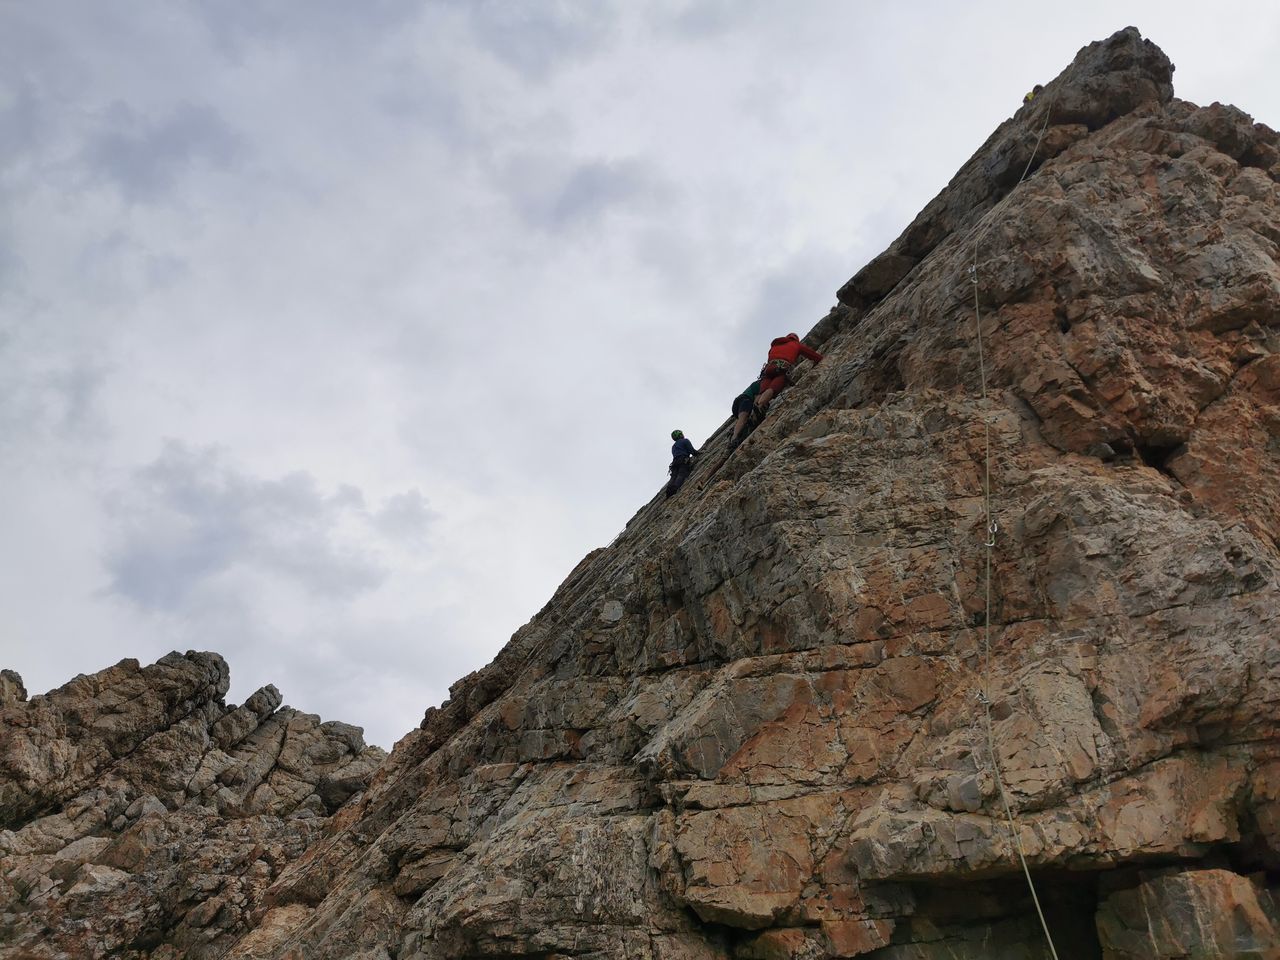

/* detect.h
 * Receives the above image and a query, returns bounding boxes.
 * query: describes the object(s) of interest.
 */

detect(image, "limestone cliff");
[4,26,1280,960]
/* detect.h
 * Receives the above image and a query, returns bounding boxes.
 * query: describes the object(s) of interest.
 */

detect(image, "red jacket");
[767,334,823,366]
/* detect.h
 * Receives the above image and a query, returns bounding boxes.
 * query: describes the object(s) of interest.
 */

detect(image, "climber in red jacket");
[755,333,823,413]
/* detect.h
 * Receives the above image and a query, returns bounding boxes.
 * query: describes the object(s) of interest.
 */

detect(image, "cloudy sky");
[3,2,1278,749]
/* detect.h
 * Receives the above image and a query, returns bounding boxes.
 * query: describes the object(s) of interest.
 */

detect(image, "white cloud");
[498,154,674,231]
[452,1,621,81]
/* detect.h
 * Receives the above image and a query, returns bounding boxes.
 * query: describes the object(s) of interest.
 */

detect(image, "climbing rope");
[970,259,1061,960]
[966,87,1063,960]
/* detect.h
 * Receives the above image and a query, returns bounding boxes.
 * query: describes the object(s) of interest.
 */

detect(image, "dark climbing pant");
[730,405,765,451]
[666,457,693,497]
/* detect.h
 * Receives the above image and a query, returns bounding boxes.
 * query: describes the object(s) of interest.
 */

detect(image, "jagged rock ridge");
[0,653,385,957]
[4,26,1280,960]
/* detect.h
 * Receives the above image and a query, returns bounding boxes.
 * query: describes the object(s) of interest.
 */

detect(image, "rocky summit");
[4,26,1280,960]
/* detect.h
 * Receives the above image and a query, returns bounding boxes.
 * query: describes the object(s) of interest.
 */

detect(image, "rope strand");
[966,87,1063,960]
[971,252,1060,960]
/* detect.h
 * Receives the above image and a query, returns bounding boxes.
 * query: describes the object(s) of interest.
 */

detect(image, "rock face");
[5,25,1280,960]
[1095,868,1280,958]
[0,652,386,957]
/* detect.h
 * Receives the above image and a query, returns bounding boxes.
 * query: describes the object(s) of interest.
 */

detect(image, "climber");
[1023,83,1044,104]
[666,429,698,498]
[729,380,764,449]
[755,333,823,413]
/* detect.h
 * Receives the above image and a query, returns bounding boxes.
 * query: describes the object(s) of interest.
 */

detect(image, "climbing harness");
[761,357,793,377]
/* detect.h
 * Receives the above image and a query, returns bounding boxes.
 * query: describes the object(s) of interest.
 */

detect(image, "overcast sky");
[3,2,1278,749]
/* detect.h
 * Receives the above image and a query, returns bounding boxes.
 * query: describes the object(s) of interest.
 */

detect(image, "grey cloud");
[247,612,470,749]
[71,230,190,299]
[0,227,19,289]
[0,350,109,455]
[502,155,673,231]
[652,0,771,39]
[373,55,492,161]
[45,364,107,437]
[193,0,420,58]
[0,82,49,170]
[102,441,432,612]
[0,10,62,83]
[453,2,619,80]
[378,64,466,134]
[736,251,852,365]
[83,101,242,202]
[553,160,673,226]
[373,490,436,543]
[331,484,366,510]
[632,224,707,296]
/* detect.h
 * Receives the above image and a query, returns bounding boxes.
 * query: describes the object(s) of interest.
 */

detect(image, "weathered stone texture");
[0,652,385,957]
[1096,868,1280,958]
[5,25,1280,960]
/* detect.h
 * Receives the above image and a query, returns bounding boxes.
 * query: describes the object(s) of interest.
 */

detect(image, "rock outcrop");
[5,26,1280,960]
[0,652,386,957]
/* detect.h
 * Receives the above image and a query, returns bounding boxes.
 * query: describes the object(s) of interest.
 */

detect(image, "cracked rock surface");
[0,652,386,958]
[4,26,1280,960]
